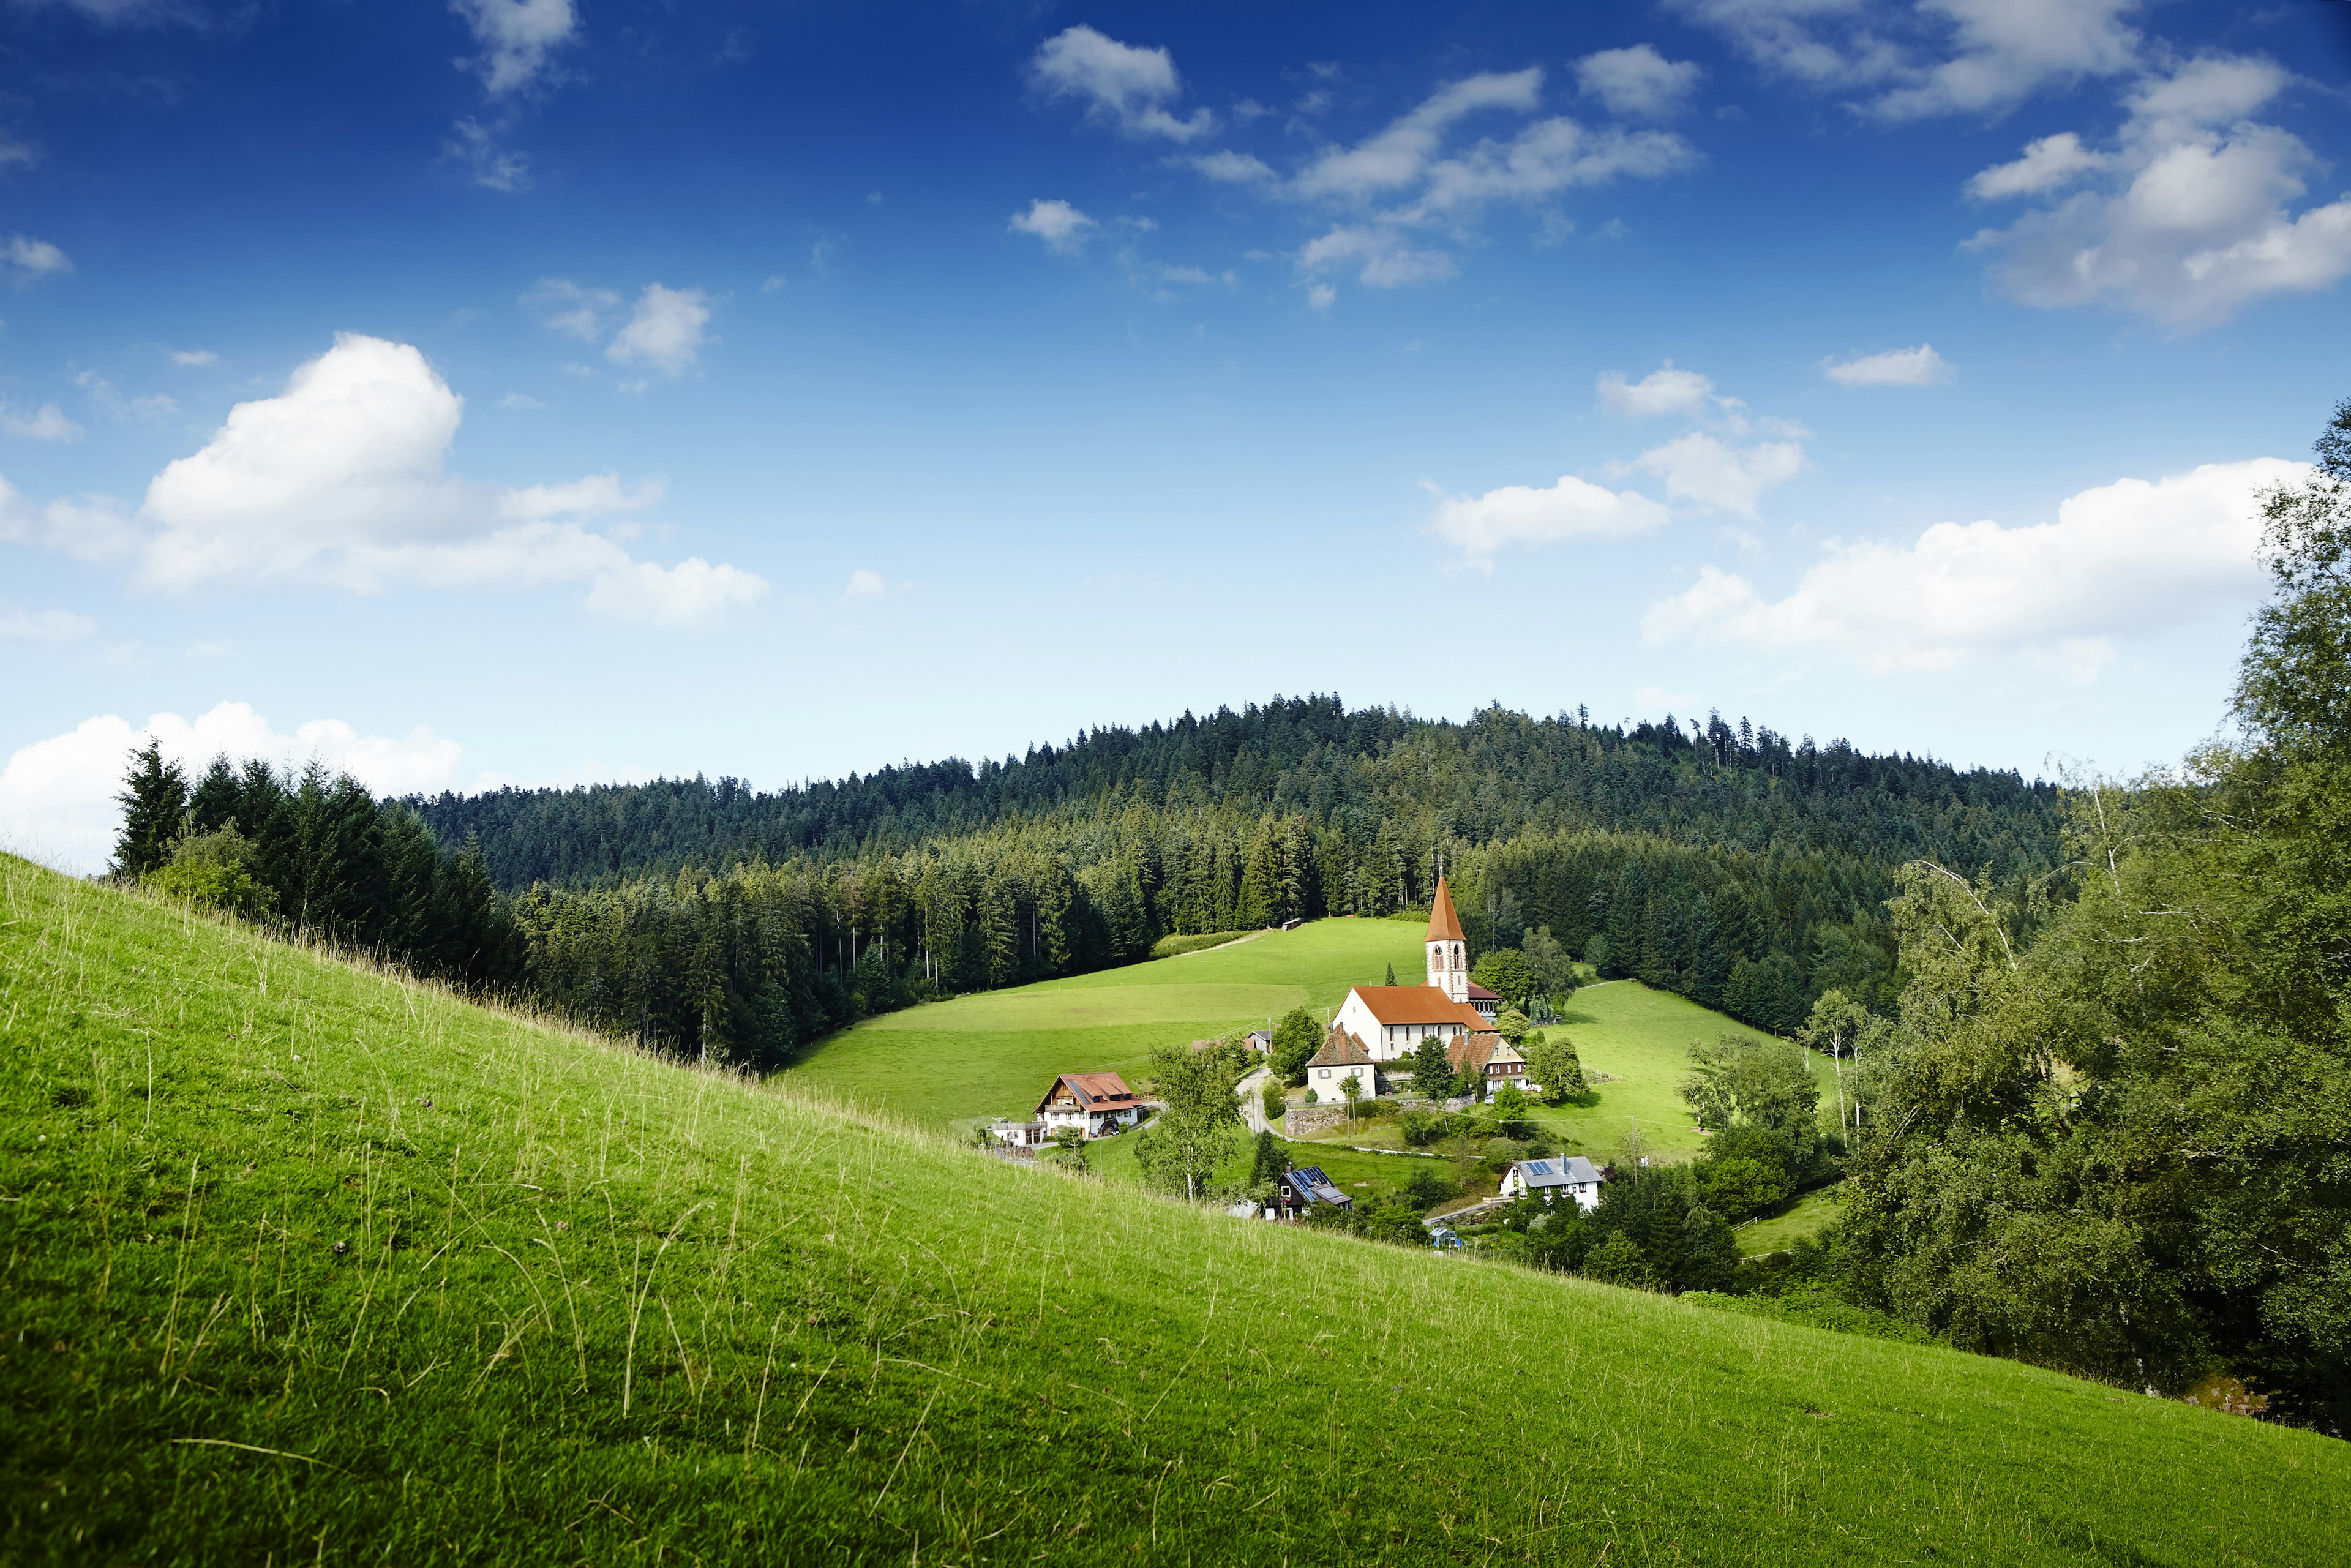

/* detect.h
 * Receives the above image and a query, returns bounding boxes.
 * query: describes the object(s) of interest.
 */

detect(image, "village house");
[1498,1155,1607,1209]
[1327,876,1502,1065]
[1303,1026,1376,1101]
[988,1071,1147,1147]
[1447,1032,1531,1094]
[1275,1165,1351,1214]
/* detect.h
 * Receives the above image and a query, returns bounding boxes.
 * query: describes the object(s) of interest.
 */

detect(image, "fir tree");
[112,738,188,877]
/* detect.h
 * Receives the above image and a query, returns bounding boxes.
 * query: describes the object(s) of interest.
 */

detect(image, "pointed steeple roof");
[1427,875,1465,943]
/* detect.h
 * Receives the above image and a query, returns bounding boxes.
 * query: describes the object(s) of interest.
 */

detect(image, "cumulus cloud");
[1822,344,1951,385]
[604,284,711,376]
[1030,25,1215,142]
[0,334,762,623]
[170,349,218,367]
[1575,45,1702,119]
[1294,70,1543,201]
[1599,361,1717,419]
[3,403,83,441]
[1191,150,1277,184]
[1008,198,1097,255]
[1965,131,2105,198]
[1428,475,1671,568]
[451,0,578,96]
[0,702,465,874]
[5,234,72,284]
[1642,457,2303,674]
[1966,54,2351,327]
[1618,432,1805,518]
[843,568,885,599]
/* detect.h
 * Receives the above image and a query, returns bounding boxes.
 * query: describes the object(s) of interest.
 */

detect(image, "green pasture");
[1517,980,1843,1163]
[784,915,1428,1128]
[1739,1181,1848,1256]
[6,855,2348,1564]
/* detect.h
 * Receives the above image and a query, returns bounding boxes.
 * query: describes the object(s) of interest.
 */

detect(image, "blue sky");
[4,0,2350,866]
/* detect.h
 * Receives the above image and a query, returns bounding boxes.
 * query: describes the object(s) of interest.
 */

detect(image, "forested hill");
[409,697,2061,893]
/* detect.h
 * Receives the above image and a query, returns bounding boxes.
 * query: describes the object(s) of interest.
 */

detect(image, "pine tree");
[112,738,188,876]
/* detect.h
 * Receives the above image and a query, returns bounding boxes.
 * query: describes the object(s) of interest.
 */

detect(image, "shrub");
[1400,1165,1458,1212]
[1694,1155,1791,1223]
[142,827,276,922]
[1481,1137,1527,1174]
[1261,1081,1284,1120]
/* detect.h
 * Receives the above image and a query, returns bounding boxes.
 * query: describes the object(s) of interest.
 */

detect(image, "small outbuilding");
[1304,1026,1377,1101]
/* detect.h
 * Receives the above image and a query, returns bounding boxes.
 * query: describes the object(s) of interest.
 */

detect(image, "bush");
[1694,1155,1791,1223]
[1480,1136,1527,1174]
[1150,931,1253,959]
[142,827,276,921]
[1400,1165,1459,1212]
[1261,1081,1284,1120]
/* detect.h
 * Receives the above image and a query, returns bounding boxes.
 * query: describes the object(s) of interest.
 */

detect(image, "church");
[1326,877,1506,1065]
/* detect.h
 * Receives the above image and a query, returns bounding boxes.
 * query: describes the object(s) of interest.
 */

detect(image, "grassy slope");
[6,858,2347,1566]
[785,915,1429,1130]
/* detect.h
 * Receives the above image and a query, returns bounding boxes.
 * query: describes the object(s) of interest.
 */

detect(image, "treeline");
[113,749,524,992]
[406,700,2062,895]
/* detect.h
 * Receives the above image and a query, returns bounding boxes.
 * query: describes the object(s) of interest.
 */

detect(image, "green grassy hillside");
[784,915,1430,1128]
[6,854,2347,1565]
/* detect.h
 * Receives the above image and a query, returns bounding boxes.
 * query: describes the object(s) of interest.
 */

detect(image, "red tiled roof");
[1445,1033,1518,1073]
[1307,1027,1373,1068]
[1427,876,1466,943]
[1465,981,1499,1002]
[1035,1072,1137,1116]
[1347,985,1488,1030]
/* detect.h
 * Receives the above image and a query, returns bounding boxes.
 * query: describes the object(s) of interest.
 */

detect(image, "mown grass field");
[784,915,1430,1130]
[8,854,2348,1564]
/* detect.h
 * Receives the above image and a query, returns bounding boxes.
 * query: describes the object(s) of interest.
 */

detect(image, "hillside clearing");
[4,855,2344,1564]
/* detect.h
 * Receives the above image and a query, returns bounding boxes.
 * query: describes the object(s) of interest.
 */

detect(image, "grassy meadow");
[784,914,1430,1129]
[8,853,2349,1564]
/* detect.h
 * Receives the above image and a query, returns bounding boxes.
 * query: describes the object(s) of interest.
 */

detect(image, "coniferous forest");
[116,700,2062,1068]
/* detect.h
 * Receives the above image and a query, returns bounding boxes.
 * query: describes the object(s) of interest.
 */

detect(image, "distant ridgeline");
[395,699,2063,1068]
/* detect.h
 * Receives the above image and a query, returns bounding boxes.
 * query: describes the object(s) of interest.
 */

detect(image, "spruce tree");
[112,738,188,877]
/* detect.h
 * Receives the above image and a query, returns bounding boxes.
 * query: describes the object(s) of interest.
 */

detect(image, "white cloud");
[169,349,217,367]
[1619,432,1805,518]
[1304,282,1337,313]
[1868,0,2142,121]
[1966,54,2351,327]
[4,234,72,284]
[1428,474,1671,567]
[1598,361,1716,419]
[0,602,92,640]
[1298,225,1456,288]
[1575,45,1702,119]
[1191,150,1277,184]
[1293,70,1543,202]
[523,277,620,339]
[1030,25,1215,142]
[72,369,178,424]
[497,391,543,410]
[604,284,711,376]
[1008,198,1097,255]
[1641,457,2303,674]
[0,334,761,623]
[443,118,531,192]
[0,135,37,170]
[3,403,83,441]
[1965,131,2106,198]
[451,0,578,96]
[0,702,465,874]
[1822,343,1951,385]
[1672,0,2137,116]
[760,275,787,293]
[1224,67,1695,302]
[843,568,885,599]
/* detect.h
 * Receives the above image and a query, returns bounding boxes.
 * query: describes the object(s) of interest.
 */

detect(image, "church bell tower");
[1426,875,1468,1003]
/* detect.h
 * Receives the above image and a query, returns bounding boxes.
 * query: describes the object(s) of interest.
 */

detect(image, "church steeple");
[1426,876,1468,1003]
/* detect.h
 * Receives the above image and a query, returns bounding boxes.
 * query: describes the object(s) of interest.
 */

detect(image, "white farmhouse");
[1498,1155,1607,1210]
[1303,1027,1376,1101]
